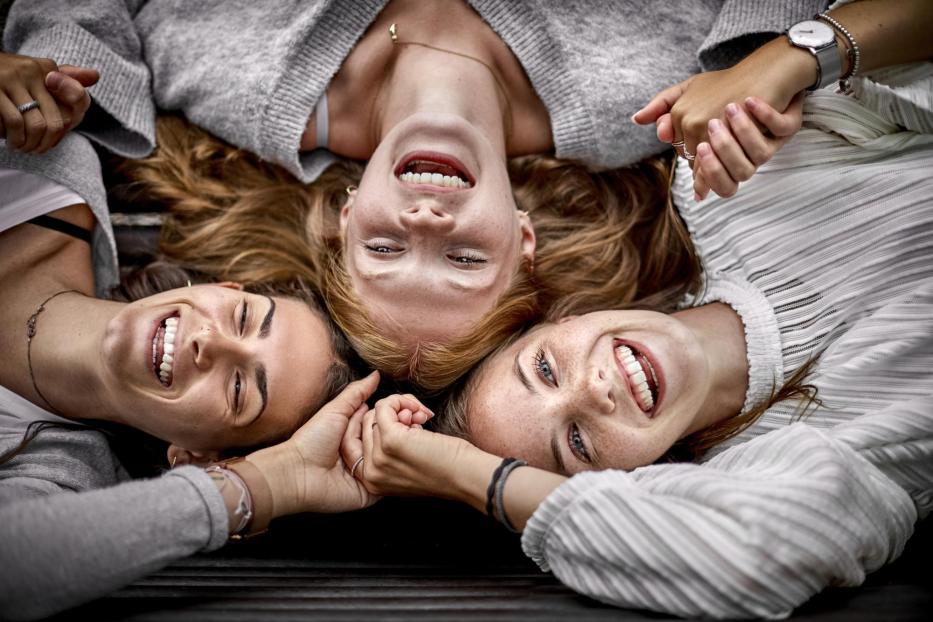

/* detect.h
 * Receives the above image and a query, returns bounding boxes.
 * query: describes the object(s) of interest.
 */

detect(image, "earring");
[186,280,192,288]
[389,23,398,44]
[171,456,177,468]
[345,185,357,196]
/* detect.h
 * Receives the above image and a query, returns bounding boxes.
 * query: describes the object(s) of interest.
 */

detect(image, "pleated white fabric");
[522,64,933,619]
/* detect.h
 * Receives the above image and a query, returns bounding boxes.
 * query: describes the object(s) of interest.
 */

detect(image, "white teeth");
[163,342,174,355]
[155,316,179,386]
[398,171,471,188]
[160,362,172,372]
[615,345,655,411]
[164,330,175,345]
[165,317,178,327]
[162,353,173,365]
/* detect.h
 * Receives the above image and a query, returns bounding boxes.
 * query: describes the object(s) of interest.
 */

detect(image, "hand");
[633,37,813,179]
[693,93,803,200]
[0,52,99,153]
[247,371,384,517]
[343,394,469,499]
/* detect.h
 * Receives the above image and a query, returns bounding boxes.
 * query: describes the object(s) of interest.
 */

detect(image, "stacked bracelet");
[207,456,274,540]
[817,12,860,93]
[485,457,527,533]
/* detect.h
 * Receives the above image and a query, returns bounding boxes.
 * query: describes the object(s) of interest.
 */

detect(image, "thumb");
[318,371,380,418]
[57,65,100,87]
[632,79,689,124]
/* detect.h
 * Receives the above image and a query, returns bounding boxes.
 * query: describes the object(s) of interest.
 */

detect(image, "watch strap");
[812,38,843,90]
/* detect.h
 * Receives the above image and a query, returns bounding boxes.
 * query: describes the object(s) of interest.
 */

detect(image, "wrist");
[447,441,503,514]
[760,35,820,99]
[244,443,300,518]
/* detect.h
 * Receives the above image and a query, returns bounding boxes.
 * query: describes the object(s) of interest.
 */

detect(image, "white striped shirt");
[522,64,933,619]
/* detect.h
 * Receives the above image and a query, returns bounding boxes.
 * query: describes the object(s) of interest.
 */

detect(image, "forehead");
[245,297,334,444]
[467,335,558,470]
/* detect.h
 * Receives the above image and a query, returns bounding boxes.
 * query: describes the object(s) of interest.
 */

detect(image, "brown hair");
[433,329,822,463]
[120,116,701,391]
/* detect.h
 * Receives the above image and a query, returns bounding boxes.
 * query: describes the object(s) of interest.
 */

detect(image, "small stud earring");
[186,280,192,288]
[345,185,357,196]
[171,456,177,468]
[389,23,398,44]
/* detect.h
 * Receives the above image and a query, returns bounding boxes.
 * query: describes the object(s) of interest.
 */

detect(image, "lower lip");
[614,339,664,417]
[395,151,476,185]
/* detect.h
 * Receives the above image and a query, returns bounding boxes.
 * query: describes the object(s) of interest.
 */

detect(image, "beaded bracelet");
[817,12,860,94]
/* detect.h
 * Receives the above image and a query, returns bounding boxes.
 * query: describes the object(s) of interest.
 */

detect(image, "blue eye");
[568,423,591,463]
[534,347,555,385]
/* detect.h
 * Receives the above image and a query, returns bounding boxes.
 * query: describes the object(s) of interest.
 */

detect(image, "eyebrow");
[551,432,567,475]
[255,363,268,420]
[259,296,275,338]
[513,350,537,395]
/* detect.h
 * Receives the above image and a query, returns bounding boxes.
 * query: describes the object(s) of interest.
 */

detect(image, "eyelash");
[568,424,592,463]
[239,300,248,334]
[233,372,242,415]
[450,252,487,265]
[534,347,556,386]
[364,242,398,254]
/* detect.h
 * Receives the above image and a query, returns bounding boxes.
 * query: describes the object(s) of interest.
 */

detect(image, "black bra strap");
[26,214,93,244]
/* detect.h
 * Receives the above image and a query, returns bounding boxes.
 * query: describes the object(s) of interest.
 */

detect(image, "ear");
[167,444,221,468]
[517,210,536,265]
[339,194,354,235]
[215,281,244,291]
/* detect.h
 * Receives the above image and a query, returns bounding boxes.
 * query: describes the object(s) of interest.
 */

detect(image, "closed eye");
[233,371,242,417]
[449,251,488,266]
[239,299,248,335]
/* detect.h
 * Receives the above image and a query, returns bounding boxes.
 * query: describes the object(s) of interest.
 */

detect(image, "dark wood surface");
[49,498,932,621]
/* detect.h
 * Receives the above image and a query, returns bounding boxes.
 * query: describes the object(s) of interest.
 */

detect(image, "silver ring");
[16,100,40,114]
[350,456,364,479]
[681,147,696,161]
[671,140,685,148]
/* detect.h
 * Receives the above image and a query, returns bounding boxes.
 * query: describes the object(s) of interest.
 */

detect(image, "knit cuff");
[696,272,784,416]
[698,0,828,71]
[16,24,156,158]
[165,466,230,552]
[260,1,385,182]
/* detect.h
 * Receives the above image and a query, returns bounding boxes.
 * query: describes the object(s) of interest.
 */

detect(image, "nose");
[192,325,247,370]
[577,366,616,416]
[399,203,455,233]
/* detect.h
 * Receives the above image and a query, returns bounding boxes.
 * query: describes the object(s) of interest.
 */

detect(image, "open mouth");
[613,341,661,415]
[151,313,179,388]
[395,151,474,190]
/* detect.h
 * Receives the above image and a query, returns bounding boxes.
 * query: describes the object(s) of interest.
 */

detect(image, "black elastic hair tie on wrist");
[486,457,518,520]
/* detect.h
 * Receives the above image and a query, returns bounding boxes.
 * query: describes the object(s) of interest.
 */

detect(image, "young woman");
[3,0,830,368]
[338,49,933,619]
[0,69,424,618]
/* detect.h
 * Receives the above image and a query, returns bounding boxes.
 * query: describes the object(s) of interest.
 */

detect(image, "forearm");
[0,467,227,621]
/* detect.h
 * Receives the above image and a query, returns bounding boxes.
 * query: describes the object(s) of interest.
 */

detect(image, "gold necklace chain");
[388,22,514,142]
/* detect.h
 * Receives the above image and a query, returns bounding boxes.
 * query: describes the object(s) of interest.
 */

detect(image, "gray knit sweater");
[4,0,827,181]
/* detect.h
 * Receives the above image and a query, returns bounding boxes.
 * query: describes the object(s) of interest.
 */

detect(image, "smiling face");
[467,310,715,474]
[99,284,335,452]
[341,113,535,345]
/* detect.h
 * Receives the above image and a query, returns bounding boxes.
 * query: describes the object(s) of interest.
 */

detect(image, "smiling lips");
[395,152,474,190]
[152,315,178,387]
[614,343,659,414]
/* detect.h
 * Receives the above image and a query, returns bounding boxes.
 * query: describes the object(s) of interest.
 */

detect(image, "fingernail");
[46,71,64,90]
[726,103,739,118]
[743,98,757,110]
[708,118,721,134]
[698,142,712,158]
[694,192,702,202]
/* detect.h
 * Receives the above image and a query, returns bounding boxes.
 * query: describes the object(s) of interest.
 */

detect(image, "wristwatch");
[786,19,842,91]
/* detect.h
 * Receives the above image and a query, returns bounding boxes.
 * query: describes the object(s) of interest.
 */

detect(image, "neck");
[673,303,749,435]
[326,1,550,158]
[26,291,124,423]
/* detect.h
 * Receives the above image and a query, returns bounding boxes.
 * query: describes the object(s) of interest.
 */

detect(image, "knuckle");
[26,117,46,133]
[7,116,24,132]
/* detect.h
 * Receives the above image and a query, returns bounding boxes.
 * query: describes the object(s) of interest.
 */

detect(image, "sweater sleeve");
[0,431,228,622]
[699,0,829,70]
[521,421,920,619]
[3,0,155,157]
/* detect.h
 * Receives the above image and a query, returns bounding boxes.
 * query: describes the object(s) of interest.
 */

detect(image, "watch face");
[789,20,835,47]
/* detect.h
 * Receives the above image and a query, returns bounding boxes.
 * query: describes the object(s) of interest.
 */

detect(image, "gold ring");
[350,456,364,478]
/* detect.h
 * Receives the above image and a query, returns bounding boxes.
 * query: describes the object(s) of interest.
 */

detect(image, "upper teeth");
[156,317,178,386]
[616,345,655,411]
[398,171,471,188]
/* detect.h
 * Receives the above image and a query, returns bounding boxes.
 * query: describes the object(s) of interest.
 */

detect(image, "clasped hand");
[0,52,98,153]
